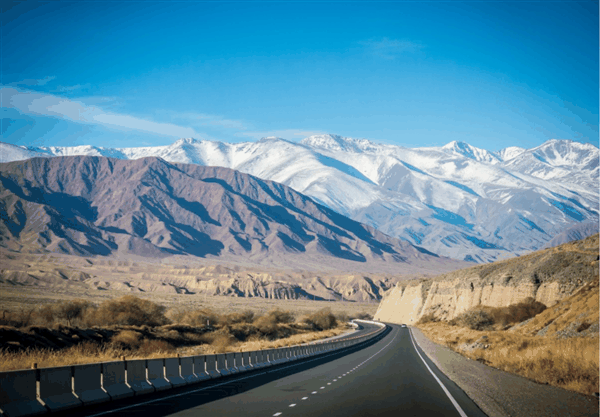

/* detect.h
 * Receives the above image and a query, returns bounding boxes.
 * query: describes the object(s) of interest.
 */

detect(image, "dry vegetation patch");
[0,296,368,371]
[416,282,600,397]
[418,321,599,397]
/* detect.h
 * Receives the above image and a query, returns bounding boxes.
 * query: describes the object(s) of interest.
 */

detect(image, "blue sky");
[2,0,598,151]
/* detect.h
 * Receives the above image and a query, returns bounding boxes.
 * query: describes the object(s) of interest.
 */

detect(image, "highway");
[63,324,488,417]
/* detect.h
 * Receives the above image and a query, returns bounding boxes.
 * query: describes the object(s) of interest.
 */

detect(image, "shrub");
[263,309,294,324]
[86,296,168,327]
[0,308,36,328]
[211,334,235,353]
[452,309,494,330]
[137,339,175,355]
[336,311,349,323]
[418,314,439,324]
[224,310,254,325]
[111,330,143,350]
[254,314,279,335]
[487,297,547,326]
[179,308,220,327]
[303,308,337,331]
[54,300,93,327]
[351,312,373,320]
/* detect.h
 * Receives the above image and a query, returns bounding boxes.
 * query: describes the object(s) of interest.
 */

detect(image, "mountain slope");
[0,156,464,274]
[1,136,597,263]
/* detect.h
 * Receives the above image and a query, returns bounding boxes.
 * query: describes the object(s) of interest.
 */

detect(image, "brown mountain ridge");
[0,156,466,274]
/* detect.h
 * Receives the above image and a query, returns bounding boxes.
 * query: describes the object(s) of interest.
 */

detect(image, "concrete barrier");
[38,366,81,412]
[266,350,275,366]
[224,353,238,375]
[72,363,110,406]
[259,350,270,367]
[180,357,197,385]
[147,359,171,391]
[234,353,245,373]
[206,355,221,379]
[249,351,262,369]
[193,356,211,381]
[125,359,154,396]
[101,361,133,400]
[239,352,252,372]
[278,348,287,362]
[216,354,230,376]
[269,349,279,365]
[0,369,47,417]
[0,322,387,416]
[164,358,186,388]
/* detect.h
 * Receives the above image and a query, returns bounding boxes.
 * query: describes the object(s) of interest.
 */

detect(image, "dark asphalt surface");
[63,324,488,417]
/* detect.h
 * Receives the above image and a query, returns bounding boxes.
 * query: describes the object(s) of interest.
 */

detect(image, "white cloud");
[3,87,201,139]
[52,83,91,92]
[9,76,56,87]
[359,38,423,59]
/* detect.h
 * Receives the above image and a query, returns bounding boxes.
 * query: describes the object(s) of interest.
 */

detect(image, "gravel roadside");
[410,326,599,417]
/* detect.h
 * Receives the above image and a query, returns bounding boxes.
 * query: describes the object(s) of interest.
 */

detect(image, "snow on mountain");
[0,142,49,163]
[440,141,502,164]
[495,146,525,161]
[1,135,597,263]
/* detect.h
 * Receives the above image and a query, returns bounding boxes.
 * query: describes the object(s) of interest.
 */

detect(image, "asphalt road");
[62,323,488,417]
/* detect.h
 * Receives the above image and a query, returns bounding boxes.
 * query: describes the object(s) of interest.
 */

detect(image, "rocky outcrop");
[375,234,599,324]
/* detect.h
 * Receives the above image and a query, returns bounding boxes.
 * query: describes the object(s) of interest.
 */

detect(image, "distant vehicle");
[401,324,407,327]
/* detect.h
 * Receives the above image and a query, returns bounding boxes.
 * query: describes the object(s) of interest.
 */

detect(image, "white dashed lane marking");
[267,326,399,417]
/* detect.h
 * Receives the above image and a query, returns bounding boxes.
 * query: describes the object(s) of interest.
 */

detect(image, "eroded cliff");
[375,234,599,324]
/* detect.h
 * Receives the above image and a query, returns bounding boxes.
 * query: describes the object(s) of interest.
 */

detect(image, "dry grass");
[0,325,350,370]
[0,295,353,371]
[416,281,600,397]
[418,322,599,396]
[0,341,176,371]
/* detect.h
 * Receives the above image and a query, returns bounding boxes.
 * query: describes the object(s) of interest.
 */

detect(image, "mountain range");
[0,156,465,274]
[1,135,597,262]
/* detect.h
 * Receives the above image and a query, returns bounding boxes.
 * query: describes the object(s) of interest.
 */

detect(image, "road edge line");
[408,327,469,417]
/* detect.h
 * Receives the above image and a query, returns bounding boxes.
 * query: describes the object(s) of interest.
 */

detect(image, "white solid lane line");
[408,328,468,417]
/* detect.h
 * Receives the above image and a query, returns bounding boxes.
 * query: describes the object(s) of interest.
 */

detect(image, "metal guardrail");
[0,320,387,417]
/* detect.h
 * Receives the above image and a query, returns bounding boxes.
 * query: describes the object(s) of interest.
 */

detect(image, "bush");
[111,330,143,350]
[487,298,547,326]
[336,311,349,323]
[54,300,93,327]
[86,296,168,327]
[350,312,373,320]
[0,307,37,328]
[263,309,294,324]
[303,308,337,331]
[417,314,439,324]
[224,310,254,325]
[452,309,494,330]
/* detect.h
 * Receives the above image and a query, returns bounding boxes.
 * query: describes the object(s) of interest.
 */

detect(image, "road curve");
[61,324,488,417]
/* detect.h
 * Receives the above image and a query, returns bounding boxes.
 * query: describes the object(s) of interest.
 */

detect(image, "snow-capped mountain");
[1,136,597,263]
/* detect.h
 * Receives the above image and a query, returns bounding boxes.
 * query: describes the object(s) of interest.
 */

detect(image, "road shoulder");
[410,326,599,417]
